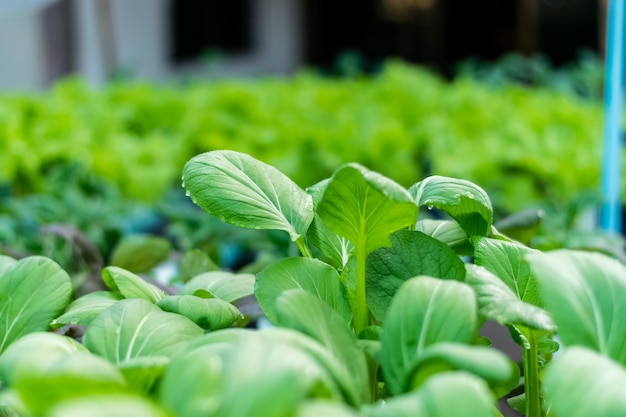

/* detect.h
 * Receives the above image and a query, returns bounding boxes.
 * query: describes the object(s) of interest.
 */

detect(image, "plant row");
[1,150,625,417]
[0,60,616,214]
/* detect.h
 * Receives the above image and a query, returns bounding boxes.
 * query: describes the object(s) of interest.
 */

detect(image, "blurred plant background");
[1,0,624,283]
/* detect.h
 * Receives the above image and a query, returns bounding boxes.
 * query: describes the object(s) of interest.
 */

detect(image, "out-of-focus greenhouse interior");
[2,0,622,270]
[2,2,626,417]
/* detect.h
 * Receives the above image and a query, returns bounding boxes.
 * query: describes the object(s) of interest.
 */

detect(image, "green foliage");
[3,151,626,417]
[0,60,616,217]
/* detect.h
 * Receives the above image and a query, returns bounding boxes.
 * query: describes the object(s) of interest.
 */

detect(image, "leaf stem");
[524,330,542,417]
[354,234,369,335]
[296,236,313,258]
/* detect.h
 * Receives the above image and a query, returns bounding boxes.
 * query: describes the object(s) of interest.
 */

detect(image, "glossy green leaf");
[51,291,124,329]
[0,335,126,417]
[381,276,477,395]
[110,235,171,274]
[527,250,626,364]
[316,163,418,254]
[409,175,493,237]
[366,230,466,322]
[543,347,626,417]
[275,289,369,405]
[182,150,314,242]
[464,264,555,331]
[307,215,353,270]
[473,237,541,306]
[256,257,352,324]
[180,271,255,303]
[102,266,165,303]
[363,372,497,417]
[0,256,72,353]
[83,298,204,363]
[415,219,473,255]
[408,342,519,397]
[117,356,170,394]
[157,295,242,331]
[306,180,353,269]
[179,249,219,283]
[160,329,341,417]
[47,395,171,417]
[0,332,87,386]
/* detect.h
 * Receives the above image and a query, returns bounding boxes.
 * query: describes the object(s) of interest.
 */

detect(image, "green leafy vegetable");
[0,256,72,353]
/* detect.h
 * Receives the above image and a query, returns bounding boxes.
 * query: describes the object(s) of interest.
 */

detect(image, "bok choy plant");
[1,149,624,417]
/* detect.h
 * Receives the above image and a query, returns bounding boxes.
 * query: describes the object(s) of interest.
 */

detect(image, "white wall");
[0,10,45,91]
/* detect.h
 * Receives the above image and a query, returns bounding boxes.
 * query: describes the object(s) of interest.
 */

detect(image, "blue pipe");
[600,0,626,233]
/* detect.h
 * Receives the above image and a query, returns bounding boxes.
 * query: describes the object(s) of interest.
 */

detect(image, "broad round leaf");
[1,342,126,417]
[102,266,165,303]
[0,332,87,386]
[407,342,519,397]
[180,271,255,303]
[366,230,465,322]
[415,219,472,255]
[381,276,477,395]
[275,289,370,405]
[363,372,496,417]
[160,329,341,417]
[527,250,626,365]
[51,291,124,329]
[473,237,541,306]
[316,163,418,254]
[464,264,555,331]
[83,298,204,363]
[0,256,72,353]
[543,347,626,417]
[182,150,314,242]
[409,175,493,237]
[256,257,352,324]
[157,295,242,331]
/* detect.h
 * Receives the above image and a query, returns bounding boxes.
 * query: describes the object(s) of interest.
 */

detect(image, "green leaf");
[297,401,360,417]
[0,256,72,353]
[179,249,219,283]
[507,393,525,415]
[307,215,353,270]
[117,356,170,395]
[415,219,473,255]
[409,175,493,237]
[102,266,165,303]
[542,347,626,417]
[363,372,497,417]
[157,295,242,331]
[51,291,124,329]
[83,298,204,363]
[0,334,126,417]
[159,329,341,417]
[464,264,555,331]
[182,150,314,242]
[110,235,171,274]
[256,257,352,324]
[527,250,626,365]
[180,271,255,303]
[473,237,541,306]
[316,163,418,254]
[47,395,172,417]
[366,230,466,322]
[275,289,370,405]
[380,277,477,395]
[0,332,88,386]
[408,342,519,398]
